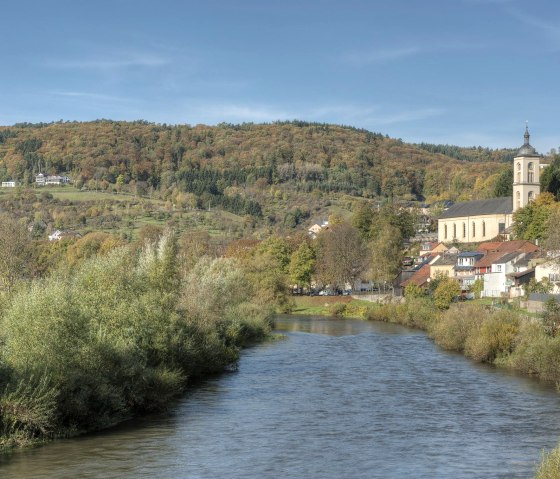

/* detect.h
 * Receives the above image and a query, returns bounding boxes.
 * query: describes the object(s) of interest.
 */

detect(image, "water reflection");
[1,317,559,479]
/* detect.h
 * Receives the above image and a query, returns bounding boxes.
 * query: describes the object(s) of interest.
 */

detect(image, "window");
[496,264,502,272]
[444,224,448,240]
[516,191,521,209]
[472,221,476,238]
[528,162,534,183]
[453,223,457,239]
[462,222,466,238]
[482,221,486,237]
[528,191,534,202]
[549,273,560,282]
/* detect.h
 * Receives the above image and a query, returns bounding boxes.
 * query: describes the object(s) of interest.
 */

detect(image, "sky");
[1,0,559,152]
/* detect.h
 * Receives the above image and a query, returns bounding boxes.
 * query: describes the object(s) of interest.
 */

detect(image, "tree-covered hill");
[0,120,513,220]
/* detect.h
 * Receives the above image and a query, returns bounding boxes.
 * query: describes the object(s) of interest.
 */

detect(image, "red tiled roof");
[401,263,431,288]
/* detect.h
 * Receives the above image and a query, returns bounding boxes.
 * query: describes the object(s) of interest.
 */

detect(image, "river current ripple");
[2,316,560,479]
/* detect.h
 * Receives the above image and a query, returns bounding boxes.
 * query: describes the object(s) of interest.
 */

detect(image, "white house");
[482,252,527,297]
[1,180,20,187]
[535,260,560,294]
[36,173,71,186]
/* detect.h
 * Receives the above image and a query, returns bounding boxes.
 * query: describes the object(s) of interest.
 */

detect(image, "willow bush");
[0,231,272,450]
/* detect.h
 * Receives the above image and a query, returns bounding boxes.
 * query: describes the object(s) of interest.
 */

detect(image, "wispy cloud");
[45,53,170,70]
[506,9,560,50]
[342,47,421,66]
[309,105,445,126]
[49,91,132,102]
[188,103,296,123]
[182,102,445,128]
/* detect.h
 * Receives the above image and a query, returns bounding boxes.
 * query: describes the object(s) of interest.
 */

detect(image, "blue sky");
[1,0,559,152]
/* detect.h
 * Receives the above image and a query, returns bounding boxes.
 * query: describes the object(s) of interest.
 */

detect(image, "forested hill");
[0,120,514,205]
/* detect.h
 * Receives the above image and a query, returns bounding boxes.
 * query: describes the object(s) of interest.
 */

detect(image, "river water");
[2,316,560,479]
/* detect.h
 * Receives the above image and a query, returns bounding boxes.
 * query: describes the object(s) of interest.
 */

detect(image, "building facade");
[438,127,541,243]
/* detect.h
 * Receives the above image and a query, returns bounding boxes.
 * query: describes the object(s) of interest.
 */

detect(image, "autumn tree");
[513,192,556,241]
[315,222,368,290]
[370,223,402,283]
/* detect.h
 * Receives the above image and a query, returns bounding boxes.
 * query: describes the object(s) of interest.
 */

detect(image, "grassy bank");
[0,232,272,452]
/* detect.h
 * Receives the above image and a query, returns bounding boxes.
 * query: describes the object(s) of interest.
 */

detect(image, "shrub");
[433,278,461,310]
[535,444,560,479]
[328,302,347,317]
[464,311,519,363]
[429,303,486,352]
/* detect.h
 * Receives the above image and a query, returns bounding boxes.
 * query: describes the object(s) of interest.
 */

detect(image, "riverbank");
[0,233,273,453]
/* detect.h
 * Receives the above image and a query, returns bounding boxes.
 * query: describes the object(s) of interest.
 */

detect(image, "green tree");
[541,155,560,200]
[289,241,316,292]
[433,277,461,310]
[493,168,513,197]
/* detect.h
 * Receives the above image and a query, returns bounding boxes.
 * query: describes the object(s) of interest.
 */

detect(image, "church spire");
[524,121,530,145]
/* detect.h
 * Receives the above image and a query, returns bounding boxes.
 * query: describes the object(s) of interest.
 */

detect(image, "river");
[1,316,560,479]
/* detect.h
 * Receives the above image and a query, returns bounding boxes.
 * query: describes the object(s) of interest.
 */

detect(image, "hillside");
[0,120,515,232]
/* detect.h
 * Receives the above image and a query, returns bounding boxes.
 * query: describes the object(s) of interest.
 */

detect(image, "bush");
[429,304,485,351]
[433,278,461,310]
[464,311,519,363]
[0,232,272,449]
[535,444,560,479]
[328,302,347,317]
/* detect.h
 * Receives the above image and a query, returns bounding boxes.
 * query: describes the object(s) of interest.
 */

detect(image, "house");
[438,127,541,243]
[401,262,432,291]
[308,220,329,239]
[480,250,540,298]
[535,260,560,294]
[420,241,448,257]
[36,173,71,186]
[455,252,484,290]
[48,230,82,241]
[430,253,458,279]
[1,180,20,188]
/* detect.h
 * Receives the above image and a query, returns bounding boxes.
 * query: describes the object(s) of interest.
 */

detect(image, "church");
[437,127,541,244]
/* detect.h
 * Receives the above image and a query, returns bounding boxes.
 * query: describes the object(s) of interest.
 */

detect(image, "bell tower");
[513,125,540,212]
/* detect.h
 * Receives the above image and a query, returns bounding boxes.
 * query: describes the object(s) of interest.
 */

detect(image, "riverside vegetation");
[0,229,274,452]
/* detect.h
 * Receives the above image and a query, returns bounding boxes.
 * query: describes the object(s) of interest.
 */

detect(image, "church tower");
[513,126,540,212]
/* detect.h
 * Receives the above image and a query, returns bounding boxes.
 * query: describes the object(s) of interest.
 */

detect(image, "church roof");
[515,126,540,158]
[439,196,512,219]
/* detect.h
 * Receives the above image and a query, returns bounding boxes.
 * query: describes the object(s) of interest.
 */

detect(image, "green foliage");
[0,232,271,449]
[525,278,553,299]
[327,302,347,316]
[493,167,513,197]
[433,277,461,310]
[404,283,425,299]
[540,155,560,200]
[471,278,484,299]
[289,241,316,290]
[542,298,560,337]
[513,193,556,241]
[464,311,519,362]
